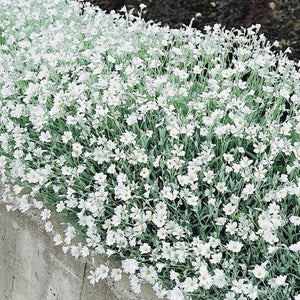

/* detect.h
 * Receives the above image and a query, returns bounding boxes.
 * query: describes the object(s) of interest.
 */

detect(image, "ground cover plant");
[88,0,300,62]
[0,0,300,299]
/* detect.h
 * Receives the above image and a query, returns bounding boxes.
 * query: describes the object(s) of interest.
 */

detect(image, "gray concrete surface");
[0,202,160,300]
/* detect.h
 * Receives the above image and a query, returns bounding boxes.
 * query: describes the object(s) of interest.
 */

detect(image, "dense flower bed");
[0,0,300,299]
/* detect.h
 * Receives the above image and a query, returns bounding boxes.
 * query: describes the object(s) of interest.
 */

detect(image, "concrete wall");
[0,202,159,300]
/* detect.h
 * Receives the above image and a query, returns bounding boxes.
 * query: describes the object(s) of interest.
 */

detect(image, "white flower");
[87,270,100,285]
[140,167,150,178]
[279,88,290,100]
[226,241,243,253]
[153,155,161,168]
[81,246,89,257]
[289,241,300,252]
[168,287,185,300]
[213,269,227,288]
[231,279,247,294]
[122,259,139,274]
[62,131,73,143]
[267,246,277,254]
[120,131,136,145]
[126,114,138,125]
[268,275,287,288]
[210,252,222,264]
[139,243,151,254]
[95,264,109,279]
[139,3,147,10]
[223,203,237,216]
[44,221,53,232]
[252,264,268,279]
[72,142,83,157]
[107,164,116,174]
[39,131,51,143]
[223,153,234,163]
[111,268,122,281]
[172,144,185,157]
[242,183,255,198]
[186,194,199,207]
[247,285,258,299]
[290,215,300,226]
[70,245,81,258]
[56,202,65,213]
[215,217,227,226]
[182,277,198,292]
[170,270,179,282]
[224,292,236,300]
[53,234,63,246]
[198,267,213,289]
[225,222,238,235]
[216,182,228,193]
[140,266,158,284]
[130,275,141,294]
[41,209,51,221]
[94,172,107,184]
[203,170,214,184]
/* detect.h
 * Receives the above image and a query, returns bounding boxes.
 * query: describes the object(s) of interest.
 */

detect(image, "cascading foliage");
[0,0,300,299]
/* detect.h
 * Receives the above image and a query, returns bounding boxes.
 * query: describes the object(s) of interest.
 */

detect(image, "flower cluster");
[0,0,300,299]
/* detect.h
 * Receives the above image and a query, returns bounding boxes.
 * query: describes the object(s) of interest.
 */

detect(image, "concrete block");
[0,202,160,300]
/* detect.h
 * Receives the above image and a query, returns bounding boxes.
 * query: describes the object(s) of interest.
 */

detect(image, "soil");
[86,0,300,62]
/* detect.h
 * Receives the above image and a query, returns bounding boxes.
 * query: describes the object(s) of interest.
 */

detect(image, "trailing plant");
[0,0,299,299]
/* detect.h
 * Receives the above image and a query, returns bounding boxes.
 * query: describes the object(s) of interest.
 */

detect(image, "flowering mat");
[0,0,300,299]
[88,0,300,62]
